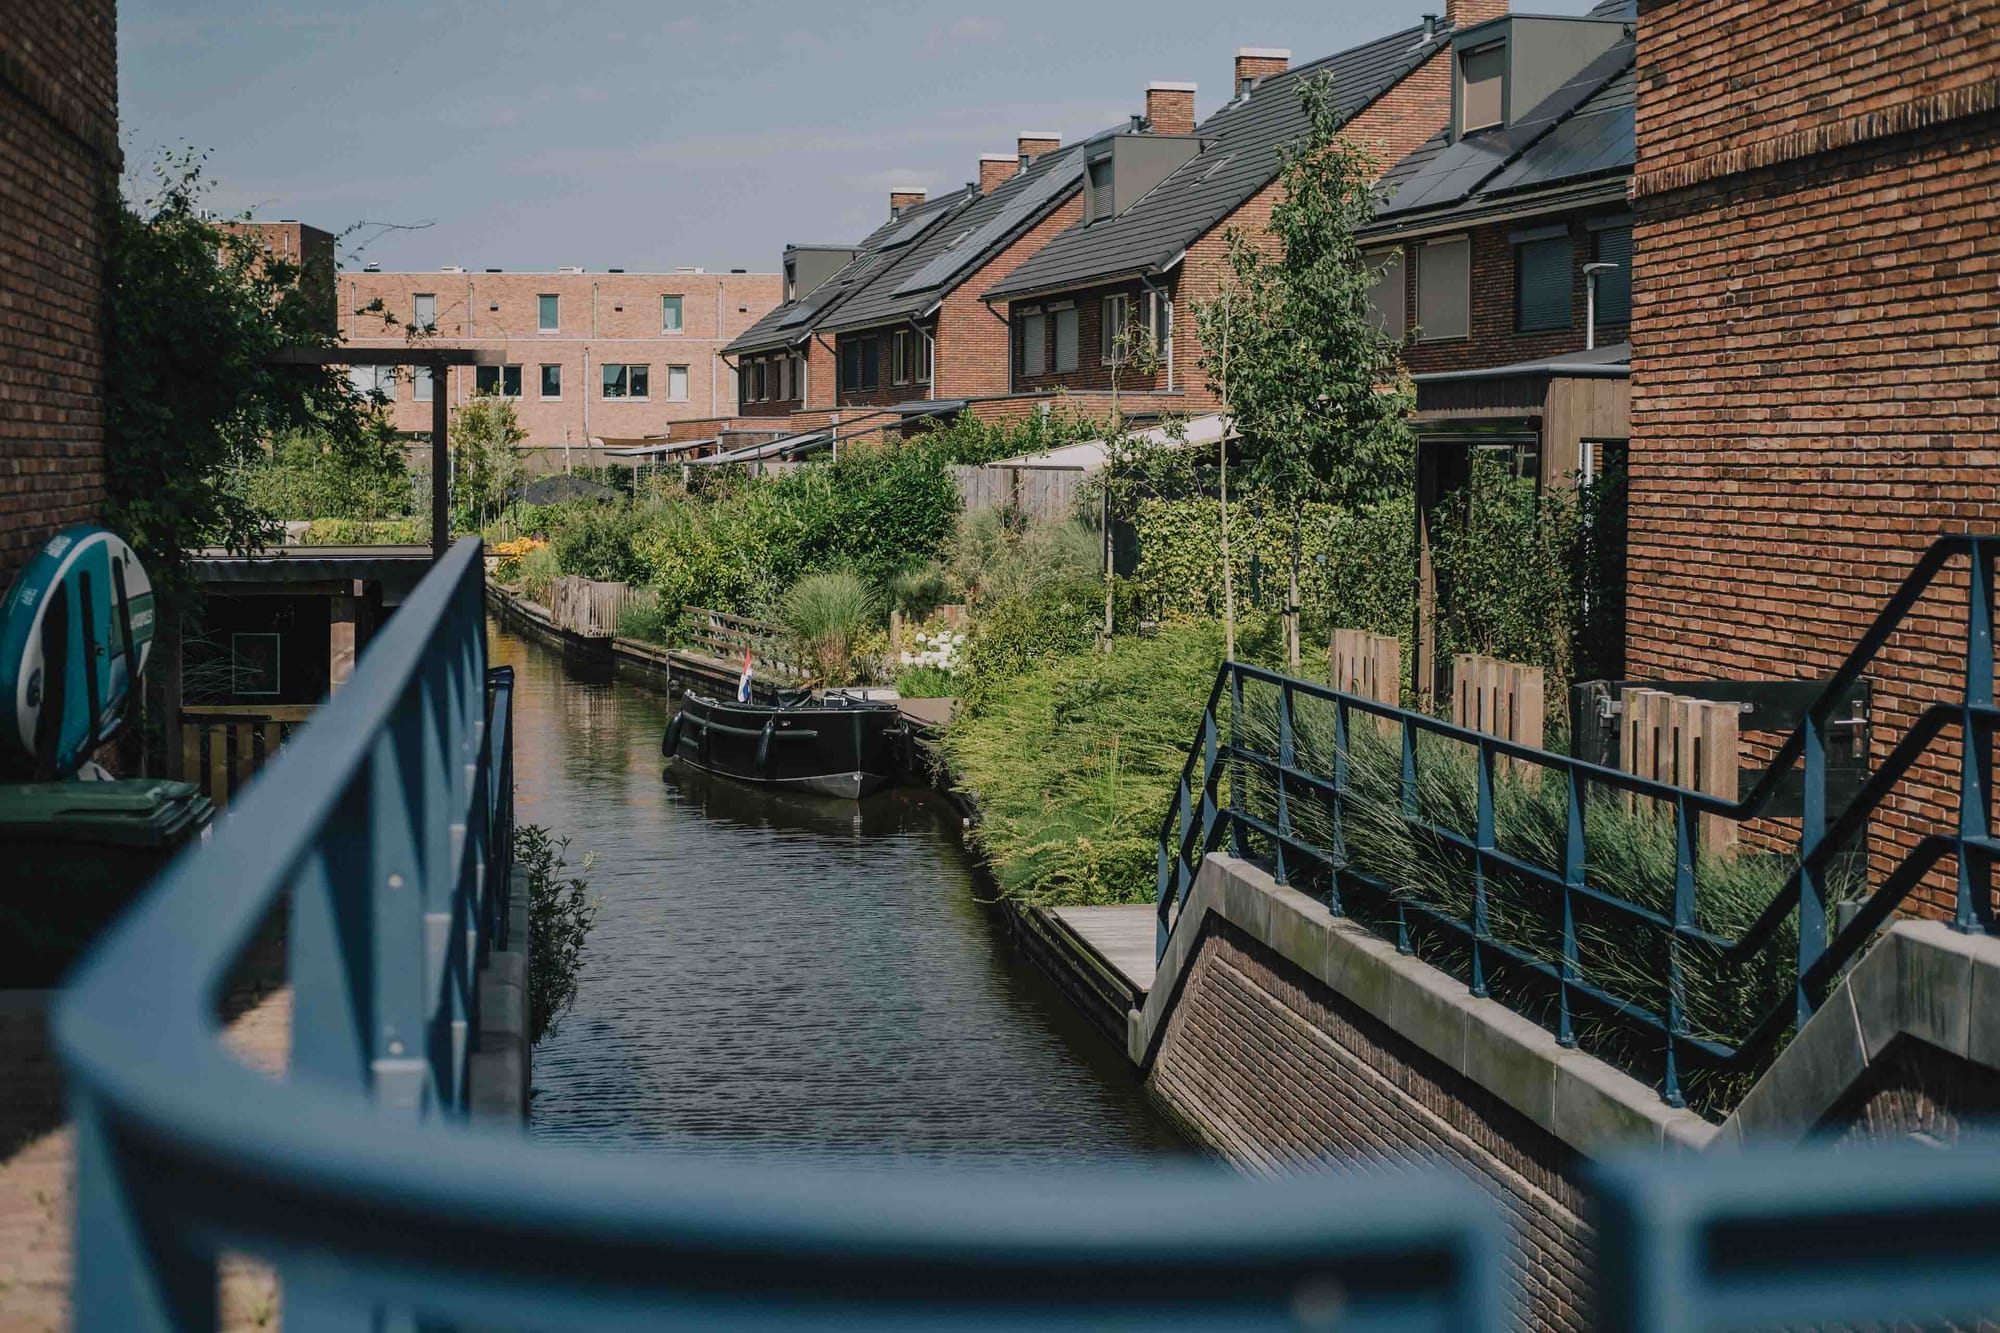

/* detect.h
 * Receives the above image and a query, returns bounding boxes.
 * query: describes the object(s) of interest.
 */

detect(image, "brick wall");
[220,220,337,332]
[1394,211,1632,376]
[937,194,1085,401]
[1628,0,2000,913]
[0,0,118,589]
[734,349,802,417]
[340,269,780,458]
[1150,915,1592,1332]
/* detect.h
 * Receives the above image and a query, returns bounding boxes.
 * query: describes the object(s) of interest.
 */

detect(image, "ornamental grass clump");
[1230,688,1863,1112]
[781,570,879,684]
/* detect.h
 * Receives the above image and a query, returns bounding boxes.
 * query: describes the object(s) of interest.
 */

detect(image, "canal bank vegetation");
[515,824,599,1045]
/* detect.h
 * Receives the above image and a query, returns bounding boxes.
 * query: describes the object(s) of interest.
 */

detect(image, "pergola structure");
[270,345,507,559]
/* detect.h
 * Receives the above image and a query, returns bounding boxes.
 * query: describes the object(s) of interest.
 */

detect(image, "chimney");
[1233,48,1290,96]
[889,188,927,218]
[1145,82,1197,136]
[979,153,1019,193]
[1017,131,1061,168]
[1445,0,1507,27]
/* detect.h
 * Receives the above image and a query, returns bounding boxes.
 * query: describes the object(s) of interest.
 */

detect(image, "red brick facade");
[0,0,118,589]
[1626,0,2000,913]
[1392,213,1632,376]
[1004,44,1454,415]
[220,220,338,332]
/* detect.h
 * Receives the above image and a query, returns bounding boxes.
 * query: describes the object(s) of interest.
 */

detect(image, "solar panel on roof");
[878,205,952,250]
[889,156,1085,296]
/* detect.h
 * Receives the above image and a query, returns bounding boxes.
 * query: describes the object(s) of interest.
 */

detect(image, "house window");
[1460,41,1505,134]
[1364,249,1406,340]
[348,366,397,401]
[784,262,798,302]
[602,363,648,398]
[892,330,913,386]
[1416,238,1471,341]
[1051,305,1078,372]
[916,334,931,386]
[840,338,879,391]
[668,365,689,401]
[1101,292,1132,363]
[1015,308,1046,377]
[662,294,683,333]
[412,293,436,331]
[538,293,559,331]
[1087,157,1114,222]
[1513,227,1572,333]
[754,361,768,401]
[540,364,562,399]
[411,365,434,402]
[475,364,523,398]
[1145,289,1172,359]
[1592,222,1633,326]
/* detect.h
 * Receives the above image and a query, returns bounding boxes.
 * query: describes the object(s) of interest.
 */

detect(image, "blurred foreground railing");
[1158,534,1999,1107]
[49,535,2000,1329]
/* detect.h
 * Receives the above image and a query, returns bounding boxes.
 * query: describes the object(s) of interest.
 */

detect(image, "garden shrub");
[781,569,879,683]
[551,503,647,584]
[300,517,429,545]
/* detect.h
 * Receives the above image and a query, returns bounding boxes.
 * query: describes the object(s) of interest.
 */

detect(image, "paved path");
[1051,905,1159,993]
[0,988,289,1333]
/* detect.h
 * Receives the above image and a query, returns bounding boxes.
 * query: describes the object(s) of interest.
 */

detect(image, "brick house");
[1355,0,1637,697]
[219,219,339,333]
[0,0,119,589]
[1624,0,2000,913]
[339,266,781,472]
[979,10,1473,421]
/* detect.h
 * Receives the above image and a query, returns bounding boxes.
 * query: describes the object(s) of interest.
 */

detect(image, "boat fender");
[755,716,775,778]
[663,712,684,757]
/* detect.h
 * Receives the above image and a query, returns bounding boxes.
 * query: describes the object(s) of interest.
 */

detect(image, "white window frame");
[538,293,559,333]
[1101,292,1131,365]
[539,363,562,400]
[891,330,913,386]
[412,292,437,332]
[602,362,650,400]
[662,294,684,333]
[476,364,524,399]
[1050,301,1078,373]
[667,364,689,402]
[1016,306,1046,379]
[411,364,434,403]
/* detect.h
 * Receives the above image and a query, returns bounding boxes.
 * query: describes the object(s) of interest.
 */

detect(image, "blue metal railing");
[1156,534,1999,1106]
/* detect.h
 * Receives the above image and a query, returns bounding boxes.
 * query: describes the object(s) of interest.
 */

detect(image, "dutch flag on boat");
[737,648,753,703]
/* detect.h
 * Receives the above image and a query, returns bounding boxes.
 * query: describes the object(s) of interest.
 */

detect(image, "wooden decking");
[1049,906,1158,994]
[0,989,289,1333]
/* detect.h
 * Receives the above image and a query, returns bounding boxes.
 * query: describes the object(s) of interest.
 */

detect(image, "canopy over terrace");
[269,345,507,560]
[986,413,1231,474]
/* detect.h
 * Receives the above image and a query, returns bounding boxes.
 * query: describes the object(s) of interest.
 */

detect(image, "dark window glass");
[1515,234,1571,333]
[540,364,561,398]
[629,365,649,398]
[602,364,627,398]
[1593,224,1633,326]
[860,337,879,390]
[1088,158,1114,221]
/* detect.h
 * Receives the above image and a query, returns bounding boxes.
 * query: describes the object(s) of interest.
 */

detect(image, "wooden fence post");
[1330,628,1401,735]
[1451,654,1546,776]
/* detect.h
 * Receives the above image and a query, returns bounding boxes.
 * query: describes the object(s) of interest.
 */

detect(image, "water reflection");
[491,626,1184,1162]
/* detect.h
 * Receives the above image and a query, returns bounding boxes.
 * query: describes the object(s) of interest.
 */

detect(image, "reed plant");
[515,544,561,607]
[781,569,879,684]
[1231,687,1862,1111]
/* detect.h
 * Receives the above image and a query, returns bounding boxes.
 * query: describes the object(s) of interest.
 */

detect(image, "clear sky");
[119,0,1606,275]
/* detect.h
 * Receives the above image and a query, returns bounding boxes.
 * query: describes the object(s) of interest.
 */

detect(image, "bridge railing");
[1157,534,1998,1107]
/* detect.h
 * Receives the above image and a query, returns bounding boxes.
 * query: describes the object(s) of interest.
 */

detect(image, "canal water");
[491,626,1184,1162]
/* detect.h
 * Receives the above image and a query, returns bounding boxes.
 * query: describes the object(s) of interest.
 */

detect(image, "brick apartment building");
[0,0,118,588]
[1624,0,2000,912]
[220,219,338,332]
[1357,0,1636,697]
[981,7,1475,419]
[338,265,781,471]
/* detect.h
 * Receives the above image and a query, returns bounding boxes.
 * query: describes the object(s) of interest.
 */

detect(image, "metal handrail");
[54,537,1505,1330]
[1155,534,1998,1106]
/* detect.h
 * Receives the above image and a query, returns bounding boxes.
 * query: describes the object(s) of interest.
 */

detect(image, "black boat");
[664,689,906,799]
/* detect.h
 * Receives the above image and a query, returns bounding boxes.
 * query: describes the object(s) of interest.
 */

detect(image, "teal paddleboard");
[0,526,155,778]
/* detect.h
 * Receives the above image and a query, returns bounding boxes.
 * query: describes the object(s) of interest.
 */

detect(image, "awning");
[1411,343,1630,385]
[984,413,1231,474]
[687,430,831,466]
[191,546,434,606]
[605,437,716,458]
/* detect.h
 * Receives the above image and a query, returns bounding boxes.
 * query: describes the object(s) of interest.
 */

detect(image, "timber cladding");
[1148,914,1594,1333]
[0,0,118,589]
[1626,0,2000,915]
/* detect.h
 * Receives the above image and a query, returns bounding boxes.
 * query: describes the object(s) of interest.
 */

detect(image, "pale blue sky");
[120,1,1604,274]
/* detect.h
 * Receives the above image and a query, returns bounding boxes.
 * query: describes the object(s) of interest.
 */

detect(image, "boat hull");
[665,692,903,799]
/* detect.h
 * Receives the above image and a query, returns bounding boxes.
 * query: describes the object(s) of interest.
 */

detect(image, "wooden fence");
[681,606,803,682]
[179,704,314,810]
[550,577,630,638]
[953,465,1083,522]
[1621,687,1741,854]
[1452,655,1547,779]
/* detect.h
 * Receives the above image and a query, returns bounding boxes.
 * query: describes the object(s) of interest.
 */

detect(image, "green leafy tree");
[450,392,528,528]
[1196,75,1414,669]
[105,150,372,606]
